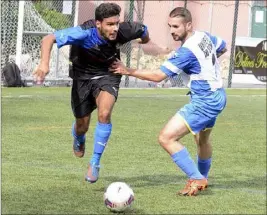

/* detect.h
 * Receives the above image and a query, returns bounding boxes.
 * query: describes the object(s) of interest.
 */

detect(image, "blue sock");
[171,148,204,179]
[197,156,212,178]
[90,122,112,165]
[72,122,85,143]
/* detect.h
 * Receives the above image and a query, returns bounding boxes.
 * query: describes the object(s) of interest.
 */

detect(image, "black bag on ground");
[2,62,25,87]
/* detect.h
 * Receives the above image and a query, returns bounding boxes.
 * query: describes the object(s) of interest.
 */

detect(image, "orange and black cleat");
[177,178,208,196]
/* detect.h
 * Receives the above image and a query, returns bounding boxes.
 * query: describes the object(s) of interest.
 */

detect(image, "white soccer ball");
[104,182,134,212]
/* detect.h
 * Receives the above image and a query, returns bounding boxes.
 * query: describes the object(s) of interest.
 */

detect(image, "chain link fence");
[1,0,76,86]
[1,0,266,88]
[1,1,19,76]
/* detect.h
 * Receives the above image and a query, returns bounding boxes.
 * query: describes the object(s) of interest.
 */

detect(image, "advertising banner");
[234,39,267,83]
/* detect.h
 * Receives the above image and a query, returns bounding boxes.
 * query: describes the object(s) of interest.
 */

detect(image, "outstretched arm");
[109,59,167,82]
[33,26,88,83]
[33,34,56,83]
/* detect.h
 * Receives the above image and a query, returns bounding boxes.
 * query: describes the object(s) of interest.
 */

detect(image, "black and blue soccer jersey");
[54,20,148,79]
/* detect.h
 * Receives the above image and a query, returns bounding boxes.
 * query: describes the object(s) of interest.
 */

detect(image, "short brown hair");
[169,7,192,23]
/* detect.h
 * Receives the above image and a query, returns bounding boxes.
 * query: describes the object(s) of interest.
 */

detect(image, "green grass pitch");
[1,87,266,214]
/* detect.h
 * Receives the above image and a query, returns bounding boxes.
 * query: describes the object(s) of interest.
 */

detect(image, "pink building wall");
[77,0,253,55]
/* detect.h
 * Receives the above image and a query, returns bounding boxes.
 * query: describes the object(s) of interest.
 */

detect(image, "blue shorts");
[177,88,227,135]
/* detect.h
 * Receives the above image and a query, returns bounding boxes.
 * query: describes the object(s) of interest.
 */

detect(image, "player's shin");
[90,122,112,165]
[196,138,212,178]
[171,147,204,179]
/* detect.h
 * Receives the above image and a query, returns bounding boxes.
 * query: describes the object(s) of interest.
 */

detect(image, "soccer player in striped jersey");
[110,7,227,196]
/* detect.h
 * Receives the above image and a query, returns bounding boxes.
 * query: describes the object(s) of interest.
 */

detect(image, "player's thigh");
[95,75,120,115]
[200,129,213,143]
[71,80,97,118]
[178,102,215,135]
[194,117,215,144]
[159,114,190,143]
[96,90,116,114]
[194,128,213,145]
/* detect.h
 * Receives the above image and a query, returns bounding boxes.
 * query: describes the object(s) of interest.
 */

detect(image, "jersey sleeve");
[160,47,193,77]
[205,32,226,53]
[117,22,148,44]
[54,26,88,48]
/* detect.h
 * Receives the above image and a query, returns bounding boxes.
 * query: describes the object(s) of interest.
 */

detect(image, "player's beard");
[100,28,117,41]
[172,31,187,42]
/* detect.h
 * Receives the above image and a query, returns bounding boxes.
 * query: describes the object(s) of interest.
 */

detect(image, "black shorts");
[71,75,121,118]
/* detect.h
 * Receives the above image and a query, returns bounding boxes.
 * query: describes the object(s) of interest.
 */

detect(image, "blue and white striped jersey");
[160,31,226,95]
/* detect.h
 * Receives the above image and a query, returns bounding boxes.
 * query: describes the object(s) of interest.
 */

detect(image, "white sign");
[255,10,264,23]
[63,1,72,15]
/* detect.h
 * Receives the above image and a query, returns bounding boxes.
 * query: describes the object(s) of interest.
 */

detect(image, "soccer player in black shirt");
[33,3,150,183]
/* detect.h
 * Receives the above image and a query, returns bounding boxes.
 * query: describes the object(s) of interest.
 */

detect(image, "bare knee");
[76,118,89,135]
[98,110,112,124]
[158,132,166,146]
[158,130,178,147]
[196,136,211,147]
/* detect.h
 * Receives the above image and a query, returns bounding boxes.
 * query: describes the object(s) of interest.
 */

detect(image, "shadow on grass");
[100,173,266,196]
[208,174,266,194]
[2,174,265,214]
[102,174,185,188]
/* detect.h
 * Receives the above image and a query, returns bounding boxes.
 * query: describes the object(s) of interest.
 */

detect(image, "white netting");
[1,0,75,84]
[22,1,75,81]
[1,1,19,77]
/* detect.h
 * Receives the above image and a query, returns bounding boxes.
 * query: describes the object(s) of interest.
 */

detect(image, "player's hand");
[109,59,131,75]
[33,63,49,84]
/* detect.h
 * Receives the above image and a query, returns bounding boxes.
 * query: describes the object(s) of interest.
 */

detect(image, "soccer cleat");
[177,178,208,196]
[73,138,85,158]
[85,162,100,183]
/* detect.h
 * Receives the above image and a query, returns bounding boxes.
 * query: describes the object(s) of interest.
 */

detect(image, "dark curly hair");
[95,3,121,21]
